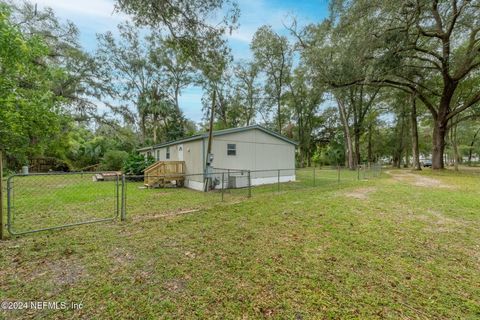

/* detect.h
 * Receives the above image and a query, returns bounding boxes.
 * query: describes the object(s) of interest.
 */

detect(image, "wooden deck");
[144,161,186,188]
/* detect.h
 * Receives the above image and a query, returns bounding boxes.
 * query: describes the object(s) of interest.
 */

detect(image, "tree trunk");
[450,121,459,171]
[354,127,360,166]
[153,123,157,144]
[337,98,355,169]
[141,113,147,143]
[151,112,159,144]
[431,79,457,169]
[410,94,421,170]
[394,110,406,168]
[468,128,480,165]
[432,119,447,169]
[246,97,252,126]
[174,86,181,113]
[404,148,409,168]
[298,116,304,168]
[277,98,282,134]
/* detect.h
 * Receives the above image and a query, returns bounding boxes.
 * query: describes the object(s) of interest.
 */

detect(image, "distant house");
[138,125,298,191]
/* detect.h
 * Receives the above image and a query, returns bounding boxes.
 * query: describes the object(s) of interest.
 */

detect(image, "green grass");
[6,174,119,233]
[5,168,361,233]
[0,168,479,319]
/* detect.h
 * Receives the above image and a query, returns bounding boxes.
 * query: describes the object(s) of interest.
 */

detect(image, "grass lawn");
[0,168,479,319]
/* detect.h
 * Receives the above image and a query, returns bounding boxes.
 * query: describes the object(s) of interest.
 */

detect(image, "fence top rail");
[213,167,297,173]
[211,167,248,173]
[212,167,369,173]
[4,164,381,179]
[6,171,122,178]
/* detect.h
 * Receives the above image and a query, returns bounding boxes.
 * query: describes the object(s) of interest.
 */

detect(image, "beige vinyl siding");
[141,128,295,174]
[210,128,295,172]
[182,140,203,183]
[143,140,204,182]
[140,127,295,190]
[147,145,178,161]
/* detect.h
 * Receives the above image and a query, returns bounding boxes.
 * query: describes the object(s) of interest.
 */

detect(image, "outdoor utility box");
[228,172,248,189]
[207,153,214,165]
[228,176,237,189]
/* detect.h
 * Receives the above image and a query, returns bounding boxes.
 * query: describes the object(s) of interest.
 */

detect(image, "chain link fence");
[214,164,382,195]
[0,164,381,237]
[5,172,122,236]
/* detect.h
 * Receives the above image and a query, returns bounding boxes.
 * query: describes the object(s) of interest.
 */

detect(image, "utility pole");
[204,88,216,192]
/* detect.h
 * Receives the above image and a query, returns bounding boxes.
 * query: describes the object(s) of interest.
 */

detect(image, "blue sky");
[27,0,330,123]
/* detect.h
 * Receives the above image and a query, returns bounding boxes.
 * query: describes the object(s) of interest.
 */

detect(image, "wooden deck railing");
[144,161,186,187]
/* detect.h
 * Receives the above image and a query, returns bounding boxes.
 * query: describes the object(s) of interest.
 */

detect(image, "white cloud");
[13,0,129,39]
[228,0,290,44]
[226,0,317,62]
[12,0,130,51]
[9,0,326,122]
[27,0,124,20]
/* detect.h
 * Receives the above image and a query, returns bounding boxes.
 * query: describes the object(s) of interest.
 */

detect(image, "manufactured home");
[138,125,298,191]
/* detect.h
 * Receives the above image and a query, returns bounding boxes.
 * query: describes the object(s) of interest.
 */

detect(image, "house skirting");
[251,175,296,186]
[184,174,296,191]
[185,179,205,191]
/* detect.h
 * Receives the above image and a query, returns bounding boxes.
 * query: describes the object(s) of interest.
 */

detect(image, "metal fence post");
[116,174,120,218]
[248,170,251,198]
[337,164,340,183]
[221,172,224,202]
[277,169,280,192]
[121,174,126,221]
[6,176,11,235]
[0,150,3,240]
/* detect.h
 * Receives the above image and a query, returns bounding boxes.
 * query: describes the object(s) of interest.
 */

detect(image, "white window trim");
[227,144,236,156]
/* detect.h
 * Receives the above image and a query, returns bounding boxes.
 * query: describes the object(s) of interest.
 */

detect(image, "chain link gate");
[6,172,125,236]
[2,164,383,237]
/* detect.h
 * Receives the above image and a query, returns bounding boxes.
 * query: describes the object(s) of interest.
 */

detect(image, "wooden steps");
[144,161,185,188]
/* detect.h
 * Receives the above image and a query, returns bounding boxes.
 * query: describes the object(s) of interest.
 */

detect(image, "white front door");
[178,144,184,161]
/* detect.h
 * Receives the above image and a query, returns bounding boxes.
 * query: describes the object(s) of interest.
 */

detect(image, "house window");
[147,151,152,158]
[156,150,160,161]
[227,144,236,156]
[166,146,170,159]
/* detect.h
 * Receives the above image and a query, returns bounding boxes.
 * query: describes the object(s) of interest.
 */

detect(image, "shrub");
[100,150,129,171]
[123,152,155,175]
